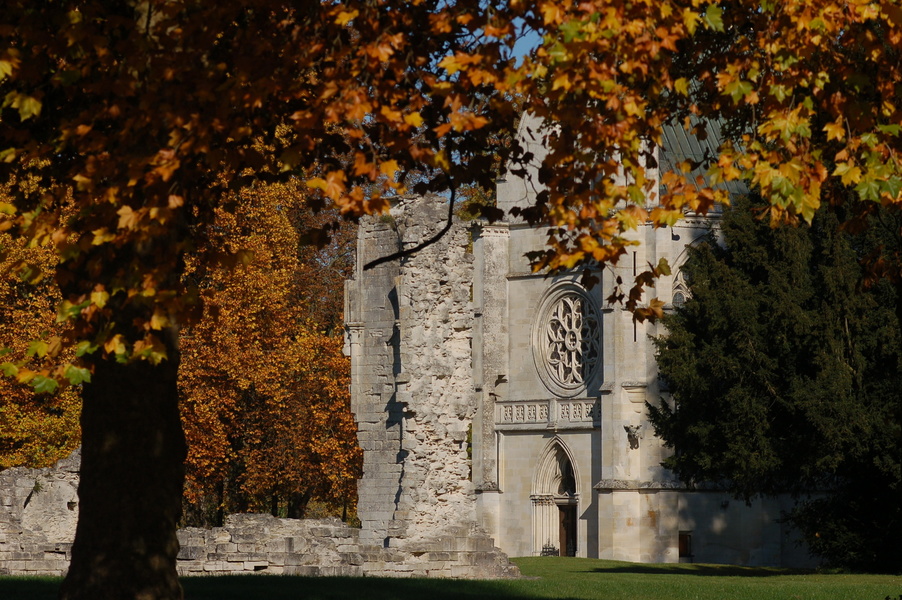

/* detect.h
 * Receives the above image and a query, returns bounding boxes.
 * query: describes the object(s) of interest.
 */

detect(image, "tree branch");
[363,186,457,271]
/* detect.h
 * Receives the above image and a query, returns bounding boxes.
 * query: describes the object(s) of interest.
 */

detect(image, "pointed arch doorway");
[532,439,579,556]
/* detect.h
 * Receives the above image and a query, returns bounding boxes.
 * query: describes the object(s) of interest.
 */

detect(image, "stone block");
[427,552,451,561]
[283,566,320,576]
[229,533,259,544]
[450,565,474,578]
[26,559,65,571]
[340,552,364,566]
[177,546,206,560]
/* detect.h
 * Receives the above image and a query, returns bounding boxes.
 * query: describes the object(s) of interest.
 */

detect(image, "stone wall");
[345,194,519,578]
[0,450,80,576]
[1,446,516,578]
[176,514,363,576]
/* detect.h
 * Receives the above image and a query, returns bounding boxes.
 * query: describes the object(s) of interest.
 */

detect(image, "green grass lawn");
[2,557,899,600]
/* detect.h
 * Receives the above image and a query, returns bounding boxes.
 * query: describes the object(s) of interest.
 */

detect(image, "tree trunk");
[59,354,186,600]
[287,491,311,519]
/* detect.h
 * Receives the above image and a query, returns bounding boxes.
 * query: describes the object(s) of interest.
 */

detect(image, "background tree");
[179,180,360,527]
[0,184,80,468]
[650,198,901,571]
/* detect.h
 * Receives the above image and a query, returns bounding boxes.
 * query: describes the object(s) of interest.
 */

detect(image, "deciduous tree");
[179,180,359,526]
[0,196,80,469]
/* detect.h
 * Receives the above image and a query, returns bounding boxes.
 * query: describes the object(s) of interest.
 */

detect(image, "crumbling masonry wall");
[345,195,518,577]
[0,451,79,576]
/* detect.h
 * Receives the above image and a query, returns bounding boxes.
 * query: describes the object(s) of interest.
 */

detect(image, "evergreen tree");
[650,199,901,572]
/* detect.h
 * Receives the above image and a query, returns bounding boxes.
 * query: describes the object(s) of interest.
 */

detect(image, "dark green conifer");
[650,199,901,572]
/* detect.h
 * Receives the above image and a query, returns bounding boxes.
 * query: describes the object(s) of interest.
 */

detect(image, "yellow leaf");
[104,334,127,356]
[117,205,139,229]
[540,1,564,25]
[433,150,450,171]
[91,290,109,308]
[833,162,861,185]
[92,228,116,245]
[552,73,571,91]
[380,105,402,122]
[3,91,41,120]
[335,9,358,25]
[674,77,689,96]
[306,177,327,191]
[823,119,845,142]
[16,368,36,383]
[403,112,423,127]
[682,8,699,35]
[380,160,399,178]
[150,310,169,330]
[0,59,15,81]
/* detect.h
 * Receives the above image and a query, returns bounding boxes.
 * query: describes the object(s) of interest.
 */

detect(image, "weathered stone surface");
[345,195,520,578]
[0,450,79,576]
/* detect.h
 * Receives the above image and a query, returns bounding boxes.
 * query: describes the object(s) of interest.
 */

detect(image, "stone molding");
[594,479,684,491]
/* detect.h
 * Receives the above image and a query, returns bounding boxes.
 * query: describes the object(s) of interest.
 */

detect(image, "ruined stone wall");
[176,514,363,576]
[0,451,79,576]
[346,195,518,577]
[393,198,477,540]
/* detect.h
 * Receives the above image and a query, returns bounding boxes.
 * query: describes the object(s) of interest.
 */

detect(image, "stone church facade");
[345,117,815,568]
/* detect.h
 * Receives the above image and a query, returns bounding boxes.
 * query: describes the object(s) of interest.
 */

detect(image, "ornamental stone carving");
[533,283,601,397]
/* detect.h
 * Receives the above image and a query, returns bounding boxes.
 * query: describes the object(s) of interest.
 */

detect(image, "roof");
[659,118,749,199]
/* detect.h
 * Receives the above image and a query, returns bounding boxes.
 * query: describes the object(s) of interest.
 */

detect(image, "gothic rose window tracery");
[533,284,601,396]
[544,294,599,387]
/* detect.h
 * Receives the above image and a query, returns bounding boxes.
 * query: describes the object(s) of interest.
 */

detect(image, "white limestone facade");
[346,118,815,569]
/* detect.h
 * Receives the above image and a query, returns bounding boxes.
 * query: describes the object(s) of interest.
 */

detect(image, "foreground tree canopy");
[2,0,902,596]
[650,198,901,571]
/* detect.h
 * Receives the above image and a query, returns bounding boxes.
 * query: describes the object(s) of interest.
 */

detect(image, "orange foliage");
[0,234,80,468]
[0,183,79,468]
[178,181,360,524]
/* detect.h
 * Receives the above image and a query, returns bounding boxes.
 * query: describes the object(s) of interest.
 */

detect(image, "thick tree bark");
[59,354,186,600]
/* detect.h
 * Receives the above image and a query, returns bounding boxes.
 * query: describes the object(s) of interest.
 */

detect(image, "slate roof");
[658,118,749,199]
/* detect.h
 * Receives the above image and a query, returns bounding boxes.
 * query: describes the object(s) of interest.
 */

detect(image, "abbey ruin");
[344,116,814,567]
[1,117,814,578]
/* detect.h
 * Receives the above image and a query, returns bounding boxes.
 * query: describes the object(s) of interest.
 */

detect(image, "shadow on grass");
[0,575,577,600]
[180,575,574,600]
[0,577,61,600]
[182,575,576,600]
[591,563,814,578]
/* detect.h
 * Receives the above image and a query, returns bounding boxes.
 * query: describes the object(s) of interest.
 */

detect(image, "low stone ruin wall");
[177,514,517,579]
[176,514,364,577]
[1,453,518,579]
[0,451,80,577]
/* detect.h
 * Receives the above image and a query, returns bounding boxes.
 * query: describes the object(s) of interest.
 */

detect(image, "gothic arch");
[532,437,581,497]
[669,235,710,308]
[531,438,580,556]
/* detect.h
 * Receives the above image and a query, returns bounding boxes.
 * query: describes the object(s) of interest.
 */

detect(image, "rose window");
[533,285,601,396]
